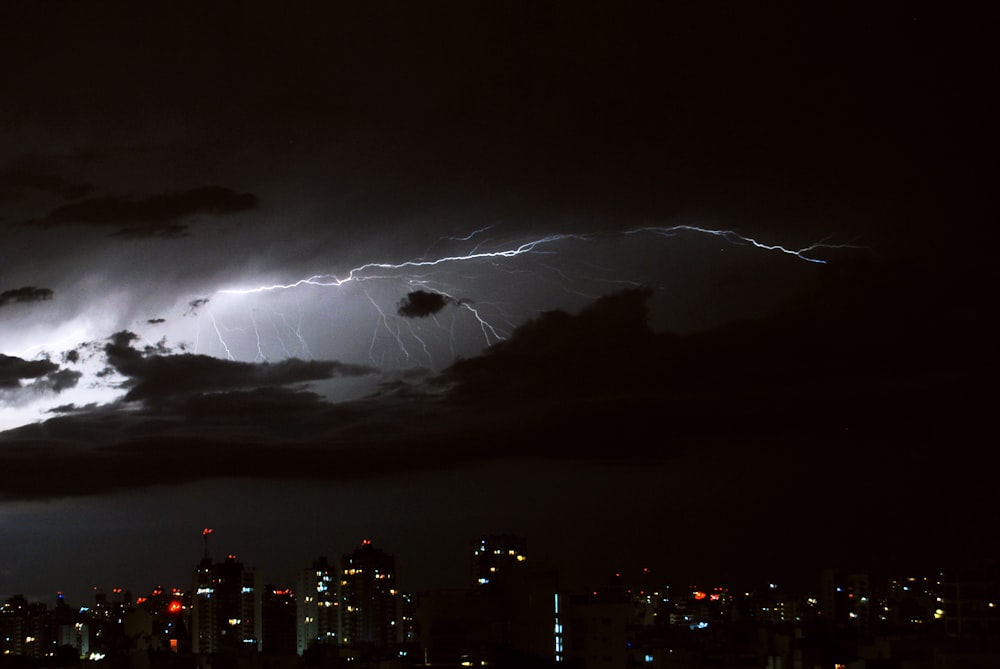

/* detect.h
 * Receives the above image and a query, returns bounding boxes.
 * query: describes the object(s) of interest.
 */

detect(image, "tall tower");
[340,539,401,649]
[295,557,339,655]
[191,530,262,654]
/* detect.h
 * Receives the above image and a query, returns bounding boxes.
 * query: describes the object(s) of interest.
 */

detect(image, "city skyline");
[2,531,996,667]
[2,528,995,611]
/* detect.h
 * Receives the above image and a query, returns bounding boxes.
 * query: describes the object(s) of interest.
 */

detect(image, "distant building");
[414,588,489,666]
[883,574,942,630]
[191,552,262,654]
[416,536,559,666]
[56,620,90,658]
[820,568,871,630]
[562,593,629,669]
[471,534,527,587]
[295,557,339,654]
[0,595,50,659]
[940,559,1000,638]
[339,539,402,649]
[129,585,189,653]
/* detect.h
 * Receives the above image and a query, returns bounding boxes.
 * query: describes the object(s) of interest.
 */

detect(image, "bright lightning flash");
[0,225,857,433]
[194,225,855,367]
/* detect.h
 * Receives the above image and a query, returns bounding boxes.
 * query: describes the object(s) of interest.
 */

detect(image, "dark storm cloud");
[397,290,458,318]
[186,298,210,314]
[0,263,992,503]
[0,355,79,403]
[441,287,659,402]
[0,286,53,308]
[103,330,375,404]
[111,223,190,239]
[0,170,92,201]
[38,369,82,393]
[0,355,58,388]
[28,186,258,237]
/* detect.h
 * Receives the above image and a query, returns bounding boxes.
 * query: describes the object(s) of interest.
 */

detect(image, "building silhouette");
[339,539,402,650]
[295,556,339,654]
[471,534,527,587]
[191,532,262,654]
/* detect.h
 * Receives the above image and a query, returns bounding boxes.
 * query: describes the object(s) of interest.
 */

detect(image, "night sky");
[0,2,995,602]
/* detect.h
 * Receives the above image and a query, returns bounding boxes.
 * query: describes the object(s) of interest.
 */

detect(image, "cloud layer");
[0,286,53,308]
[0,264,991,502]
[29,186,258,238]
[104,331,375,404]
[397,290,458,318]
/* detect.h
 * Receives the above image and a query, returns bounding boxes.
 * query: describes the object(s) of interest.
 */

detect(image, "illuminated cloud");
[103,330,376,405]
[0,267,992,509]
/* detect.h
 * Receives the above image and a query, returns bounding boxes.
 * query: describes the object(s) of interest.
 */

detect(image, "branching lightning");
[219,225,847,297]
[0,223,859,432]
[192,225,857,371]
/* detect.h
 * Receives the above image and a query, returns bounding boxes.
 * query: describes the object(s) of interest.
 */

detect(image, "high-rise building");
[820,568,870,630]
[340,539,401,649]
[191,536,262,655]
[0,595,49,659]
[262,585,297,655]
[940,559,1000,637]
[295,557,339,655]
[471,534,527,587]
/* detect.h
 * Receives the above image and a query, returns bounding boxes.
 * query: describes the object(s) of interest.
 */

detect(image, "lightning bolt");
[365,291,412,366]
[0,224,860,434]
[193,225,859,369]
[219,225,852,296]
[207,309,236,361]
[250,310,266,362]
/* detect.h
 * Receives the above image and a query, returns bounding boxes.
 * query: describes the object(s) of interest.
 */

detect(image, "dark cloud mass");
[1,267,990,500]
[397,290,457,318]
[0,355,58,388]
[186,298,210,313]
[40,368,82,393]
[28,186,258,237]
[0,286,53,308]
[103,330,375,404]
[0,170,92,201]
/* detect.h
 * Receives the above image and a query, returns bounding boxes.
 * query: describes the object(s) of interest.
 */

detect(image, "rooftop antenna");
[202,528,213,560]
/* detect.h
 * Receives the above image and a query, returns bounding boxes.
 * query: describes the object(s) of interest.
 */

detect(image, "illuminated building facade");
[0,596,48,659]
[191,554,262,654]
[561,594,629,668]
[940,560,1000,637]
[820,569,870,630]
[295,557,339,654]
[471,534,527,586]
[262,585,297,655]
[339,540,401,649]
